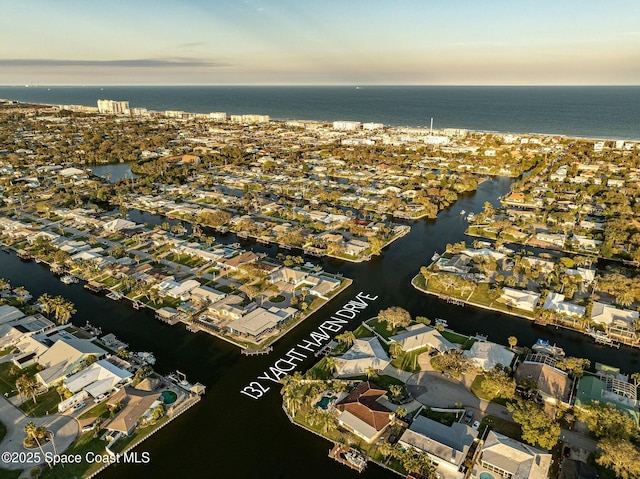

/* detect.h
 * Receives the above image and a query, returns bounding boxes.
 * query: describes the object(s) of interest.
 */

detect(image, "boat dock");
[84,281,104,292]
[241,346,273,356]
[328,444,367,473]
[16,249,33,261]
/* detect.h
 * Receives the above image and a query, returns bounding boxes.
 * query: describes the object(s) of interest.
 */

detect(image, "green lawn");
[109,416,169,454]
[391,346,429,373]
[40,432,108,479]
[79,402,110,420]
[420,408,459,426]
[365,317,398,339]
[481,415,522,441]
[0,347,13,358]
[0,363,18,396]
[20,388,62,417]
[0,469,21,479]
[440,330,470,345]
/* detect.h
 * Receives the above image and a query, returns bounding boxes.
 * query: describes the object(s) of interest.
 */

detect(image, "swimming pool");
[316,396,336,410]
[161,390,178,404]
[479,472,495,479]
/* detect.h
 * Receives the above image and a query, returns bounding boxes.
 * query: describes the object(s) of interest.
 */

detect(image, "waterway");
[1,176,638,478]
[89,163,137,182]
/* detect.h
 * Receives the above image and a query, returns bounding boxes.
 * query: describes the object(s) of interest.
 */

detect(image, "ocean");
[1,85,639,140]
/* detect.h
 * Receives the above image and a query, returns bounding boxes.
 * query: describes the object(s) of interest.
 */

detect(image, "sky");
[1,0,639,85]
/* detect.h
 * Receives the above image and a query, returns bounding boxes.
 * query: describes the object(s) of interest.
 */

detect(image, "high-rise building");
[97,99,130,115]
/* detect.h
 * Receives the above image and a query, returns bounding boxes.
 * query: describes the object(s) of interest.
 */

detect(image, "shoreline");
[1,92,639,143]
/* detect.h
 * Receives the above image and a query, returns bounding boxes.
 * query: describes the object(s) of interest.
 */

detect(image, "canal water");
[1,177,638,478]
[88,163,137,182]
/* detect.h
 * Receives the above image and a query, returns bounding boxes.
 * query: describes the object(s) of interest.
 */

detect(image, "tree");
[507,400,560,450]
[574,401,637,440]
[555,357,590,378]
[38,293,54,317]
[335,331,356,347]
[415,316,431,325]
[480,367,516,401]
[596,437,640,479]
[508,336,518,350]
[395,407,408,420]
[389,342,404,360]
[365,367,378,380]
[16,374,39,404]
[378,306,411,332]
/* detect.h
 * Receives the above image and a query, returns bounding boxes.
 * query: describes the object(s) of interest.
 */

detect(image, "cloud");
[0,57,228,68]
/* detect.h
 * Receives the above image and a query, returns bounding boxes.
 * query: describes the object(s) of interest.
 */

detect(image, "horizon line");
[2,83,640,88]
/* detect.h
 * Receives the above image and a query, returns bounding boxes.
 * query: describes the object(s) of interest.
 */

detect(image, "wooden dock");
[241,346,273,356]
[328,444,367,473]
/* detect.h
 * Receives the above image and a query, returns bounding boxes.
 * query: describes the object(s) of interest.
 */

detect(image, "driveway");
[406,370,511,420]
[0,395,79,470]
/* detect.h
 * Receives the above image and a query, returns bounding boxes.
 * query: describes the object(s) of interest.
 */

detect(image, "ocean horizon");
[1,85,639,140]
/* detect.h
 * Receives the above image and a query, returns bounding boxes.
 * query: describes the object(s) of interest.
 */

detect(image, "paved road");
[0,395,79,470]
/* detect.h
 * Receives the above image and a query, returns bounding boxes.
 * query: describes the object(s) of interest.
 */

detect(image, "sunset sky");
[1,0,639,85]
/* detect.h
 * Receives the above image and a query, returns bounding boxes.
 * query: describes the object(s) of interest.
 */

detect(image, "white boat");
[136,351,156,365]
[532,338,565,357]
[435,318,448,328]
[106,291,124,300]
[345,450,367,470]
[466,212,476,222]
[60,275,78,284]
[460,210,466,215]
[432,251,440,261]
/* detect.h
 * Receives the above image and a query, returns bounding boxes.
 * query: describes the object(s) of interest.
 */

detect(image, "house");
[574,373,639,424]
[499,288,541,312]
[189,285,226,304]
[266,267,309,286]
[344,239,369,256]
[473,431,551,479]
[535,231,565,248]
[0,305,26,325]
[227,307,296,340]
[399,415,476,478]
[389,324,456,353]
[515,354,572,405]
[591,302,638,338]
[157,279,201,300]
[102,218,137,233]
[464,341,515,371]
[335,337,391,377]
[543,292,585,318]
[0,314,56,350]
[335,381,394,443]
[436,255,471,274]
[207,295,249,320]
[221,251,258,271]
[36,338,108,387]
[64,359,132,400]
[106,387,163,435]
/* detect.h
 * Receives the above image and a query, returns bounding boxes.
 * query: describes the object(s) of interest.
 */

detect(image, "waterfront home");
[542,293,585,318]
[335,337,390,377]
[591,302,638,340]
[535,231,565,248]
[106,387,163,435]
[575,372,639,425]
[64,358,132,400]
[189,285,226,305]
[0,304,26,325]
[473,431,551,479]
[156,279,201,300]
[207,295,249,321]
[334,381,394,444]
[464,341,515,371]
[344,239,369,257]
[514,354,572,406]
[220,251,259,271]
[227,306,296,340]
[266,266,309,286]
[435,255,471,275]
[389,324,455,353]
[499,288,541,312]
[398,415,476,479]
[102,218,137,233]
[0,314,55,350]
[35,338,108,387]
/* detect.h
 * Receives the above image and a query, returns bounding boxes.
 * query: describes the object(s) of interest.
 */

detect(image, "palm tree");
[616,290,634,308]
[37,293,54,317]
[52,297,76,325]
[508,336,518,350]
[16,374,39,404]
[335,331,356,348]
[389,342,404,360]
[365,367,378,380]
[323,356,337,375]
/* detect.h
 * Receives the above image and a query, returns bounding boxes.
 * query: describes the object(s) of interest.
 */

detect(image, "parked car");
[472,420,480,430]
[464,410,473,423]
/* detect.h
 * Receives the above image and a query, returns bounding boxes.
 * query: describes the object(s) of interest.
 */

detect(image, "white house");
[389,324,456,353]
[335,337,391,377]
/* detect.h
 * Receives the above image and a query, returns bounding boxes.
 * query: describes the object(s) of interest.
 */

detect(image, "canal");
[1,176,638,478]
